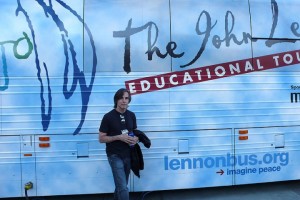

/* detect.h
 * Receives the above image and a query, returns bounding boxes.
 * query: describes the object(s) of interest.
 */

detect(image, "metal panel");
[234,126,300,185]
[0,136,22,198]
[34,134,115,196]
[250,0,300,39]
[133,129,234,191]
[84,0,171,73]
[21,135,37,197]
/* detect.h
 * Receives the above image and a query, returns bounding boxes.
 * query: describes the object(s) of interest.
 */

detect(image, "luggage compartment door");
[133,129,234,191]
[0,136,22,198]
[234,126,299,185]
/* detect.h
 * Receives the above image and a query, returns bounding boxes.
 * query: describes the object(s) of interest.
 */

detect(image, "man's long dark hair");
[114,88,131,108]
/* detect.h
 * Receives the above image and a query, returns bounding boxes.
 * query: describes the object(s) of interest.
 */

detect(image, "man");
[99,88,139,200]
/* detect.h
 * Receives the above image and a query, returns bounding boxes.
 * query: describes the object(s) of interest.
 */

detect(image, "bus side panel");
[35,134,114,196]
[1,0,300,198]
[133,130,234,191]
[0,136,22,198]
[235,126,300,184]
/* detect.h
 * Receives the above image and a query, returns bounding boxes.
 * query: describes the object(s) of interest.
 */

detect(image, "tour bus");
[1,0,300,198]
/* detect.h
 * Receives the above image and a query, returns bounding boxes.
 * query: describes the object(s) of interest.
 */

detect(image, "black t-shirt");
[99,109,137,158]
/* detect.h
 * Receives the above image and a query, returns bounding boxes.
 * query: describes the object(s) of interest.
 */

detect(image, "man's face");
[117,92,130,111]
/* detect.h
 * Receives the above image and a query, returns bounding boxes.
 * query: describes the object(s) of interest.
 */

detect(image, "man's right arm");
[99,131,136,145]
[99,132,120,143]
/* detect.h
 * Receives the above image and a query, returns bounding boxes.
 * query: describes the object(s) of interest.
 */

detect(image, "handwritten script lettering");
[114,0,299,73]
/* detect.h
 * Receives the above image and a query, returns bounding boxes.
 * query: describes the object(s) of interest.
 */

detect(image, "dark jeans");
[108,154,131,200]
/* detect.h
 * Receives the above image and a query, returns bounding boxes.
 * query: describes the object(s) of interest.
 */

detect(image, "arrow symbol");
[216,169,224,175]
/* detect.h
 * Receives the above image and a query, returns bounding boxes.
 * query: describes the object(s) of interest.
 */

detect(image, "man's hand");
[119,134,139,145]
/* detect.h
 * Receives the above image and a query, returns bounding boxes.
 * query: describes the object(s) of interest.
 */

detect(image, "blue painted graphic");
[1,0,97,134]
